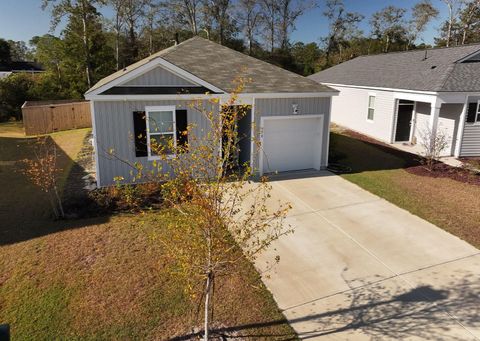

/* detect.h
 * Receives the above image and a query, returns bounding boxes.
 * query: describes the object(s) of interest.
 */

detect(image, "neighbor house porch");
[389,92,480,158]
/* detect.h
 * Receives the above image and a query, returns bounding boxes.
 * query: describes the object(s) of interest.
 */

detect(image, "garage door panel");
[262,116,323,174]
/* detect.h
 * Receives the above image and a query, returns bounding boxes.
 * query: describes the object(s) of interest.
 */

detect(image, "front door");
[395,102,414,142]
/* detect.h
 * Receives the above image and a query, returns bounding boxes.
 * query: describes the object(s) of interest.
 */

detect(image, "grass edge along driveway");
[330,126,480,249]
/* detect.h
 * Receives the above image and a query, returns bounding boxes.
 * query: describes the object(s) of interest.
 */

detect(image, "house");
[309,44,480,158]
[0,61,44,79]
[85,37,337,187]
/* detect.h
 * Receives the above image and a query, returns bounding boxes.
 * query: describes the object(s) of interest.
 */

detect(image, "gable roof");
[0,61,44,73]
[309,44,480,92]
[87,36,335,95]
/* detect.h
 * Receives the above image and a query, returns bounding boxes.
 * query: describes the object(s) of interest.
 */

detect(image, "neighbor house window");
[477,101,480,123]
[467,101,480,124]
[145,106,176,158]
[367,95,375,121]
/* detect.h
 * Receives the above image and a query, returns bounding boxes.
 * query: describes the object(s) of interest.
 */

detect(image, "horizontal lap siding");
[460,96,480,156]
[330,86,395,142]
[94,100,216,186]
[254,97,331,170]
[461,126,480,156]
[121,66,197,86]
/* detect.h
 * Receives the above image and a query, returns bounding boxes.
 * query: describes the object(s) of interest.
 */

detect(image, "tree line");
[1,0,480,121]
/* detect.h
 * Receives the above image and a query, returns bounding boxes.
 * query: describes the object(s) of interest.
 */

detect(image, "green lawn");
[0,122,295,340]
[330,127,480,248]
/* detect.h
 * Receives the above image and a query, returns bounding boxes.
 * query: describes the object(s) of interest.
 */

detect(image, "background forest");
[1,0,480,121]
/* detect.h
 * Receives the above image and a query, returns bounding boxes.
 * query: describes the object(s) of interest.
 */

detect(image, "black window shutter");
[132,111,148,157]
[466,103,478,123]
[176,109,188,149]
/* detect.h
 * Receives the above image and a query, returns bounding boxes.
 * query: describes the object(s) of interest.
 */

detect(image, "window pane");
[368,108,375,120]
[368,96,375,108]
[150,134,174,155]
[148,111,174,133]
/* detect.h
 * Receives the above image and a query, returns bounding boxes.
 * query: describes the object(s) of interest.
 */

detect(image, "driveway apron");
[254,171,480,340]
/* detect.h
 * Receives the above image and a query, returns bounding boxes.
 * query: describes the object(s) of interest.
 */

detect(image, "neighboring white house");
[85,36,338,187]
[309,44,480,157]
[0,61,44,79]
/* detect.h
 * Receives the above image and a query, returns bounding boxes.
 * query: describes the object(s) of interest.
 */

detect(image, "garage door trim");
[259,114,324,175]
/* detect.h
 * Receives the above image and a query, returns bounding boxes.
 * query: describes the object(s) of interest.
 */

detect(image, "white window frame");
[145,105,177,160]
[367,93,376,122]
[476,101,480,124]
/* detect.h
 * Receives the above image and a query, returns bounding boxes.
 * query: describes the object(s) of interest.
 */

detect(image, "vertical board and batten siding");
[94,100,217,186]
[253,97,331,170]
[438,104,461,156]
[330,86,396,142]
[121,66,198,87]
[414,102,430,144]
[461,96,480,157]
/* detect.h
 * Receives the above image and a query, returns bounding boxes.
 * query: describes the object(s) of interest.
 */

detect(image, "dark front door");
[395,104,414,142]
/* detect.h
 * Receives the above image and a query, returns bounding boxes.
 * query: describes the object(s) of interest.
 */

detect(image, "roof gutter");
[321,82,439,96]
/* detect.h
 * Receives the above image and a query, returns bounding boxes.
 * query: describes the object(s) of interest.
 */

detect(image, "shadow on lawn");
[329,131,421,173]
[0,135,109,246]
[171,262,480,340]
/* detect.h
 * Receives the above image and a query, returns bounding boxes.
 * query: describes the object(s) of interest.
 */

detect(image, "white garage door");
[261,115,324,174]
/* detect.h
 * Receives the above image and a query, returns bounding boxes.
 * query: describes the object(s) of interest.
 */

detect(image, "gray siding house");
[309,44,480,158]
[85,37,337,186]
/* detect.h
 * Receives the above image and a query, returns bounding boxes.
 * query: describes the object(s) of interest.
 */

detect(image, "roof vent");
[431,65,437,69]
[423,49,428,61]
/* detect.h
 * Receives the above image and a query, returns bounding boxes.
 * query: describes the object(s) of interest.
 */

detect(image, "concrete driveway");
[255,171,480,340]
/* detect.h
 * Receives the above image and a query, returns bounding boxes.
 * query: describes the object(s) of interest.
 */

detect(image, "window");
[466,101,480,124]
[477,101,480,123]
[146,106,176,158]
[367,95,375,121]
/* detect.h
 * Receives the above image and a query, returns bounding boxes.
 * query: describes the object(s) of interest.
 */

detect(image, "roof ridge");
[437,63,458,91]
[356,42,480,59]
[182,37,321,85]
[159,36,202,58]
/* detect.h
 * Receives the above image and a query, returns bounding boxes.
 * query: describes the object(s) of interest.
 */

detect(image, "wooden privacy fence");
[22,100,91,136]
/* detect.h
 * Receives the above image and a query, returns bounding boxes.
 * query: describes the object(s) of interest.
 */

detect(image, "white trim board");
[324,82,438,95]
[85,57,225,97]
[325,82,480,103]
[145,105,177,160]
[89,101,102,188]
[86,92,337,101]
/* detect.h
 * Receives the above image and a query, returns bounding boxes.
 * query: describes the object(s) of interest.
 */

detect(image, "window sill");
[148,154,176,161]
[366,119,374,123]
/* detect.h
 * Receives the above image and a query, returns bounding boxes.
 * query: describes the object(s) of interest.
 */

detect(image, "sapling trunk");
[204,272,212,340]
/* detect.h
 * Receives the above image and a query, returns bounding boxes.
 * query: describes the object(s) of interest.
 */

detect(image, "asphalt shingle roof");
[309,44,480,92]
[88,36,335,95]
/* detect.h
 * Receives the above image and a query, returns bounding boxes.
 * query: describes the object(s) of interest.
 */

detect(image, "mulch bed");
[406,163,480,186]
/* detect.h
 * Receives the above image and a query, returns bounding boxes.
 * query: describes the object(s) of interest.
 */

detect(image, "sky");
[0,0,448,46]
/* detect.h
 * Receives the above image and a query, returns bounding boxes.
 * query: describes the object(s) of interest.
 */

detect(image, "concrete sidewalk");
[254,171,480,340]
